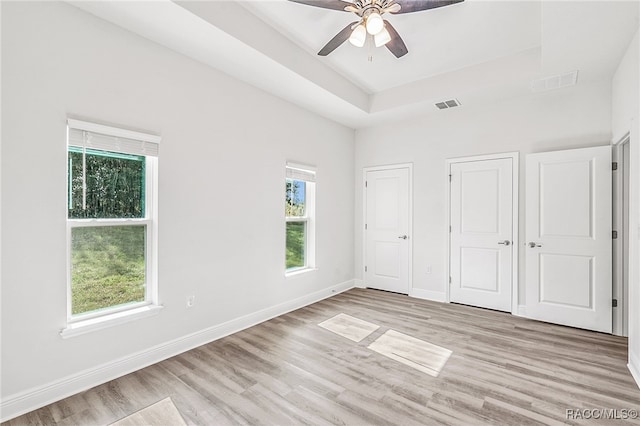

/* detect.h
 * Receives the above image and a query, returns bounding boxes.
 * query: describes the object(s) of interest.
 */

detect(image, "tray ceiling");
[70,0,639,128]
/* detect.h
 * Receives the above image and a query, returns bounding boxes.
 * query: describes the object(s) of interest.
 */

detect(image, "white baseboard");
[629,350,640,390]
[409,288,446,303]
[0,279,355,422]
[514,305,527,317]
[353,279,365,288]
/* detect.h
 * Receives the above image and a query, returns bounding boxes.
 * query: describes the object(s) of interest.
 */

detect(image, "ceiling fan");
[288,0,464,58]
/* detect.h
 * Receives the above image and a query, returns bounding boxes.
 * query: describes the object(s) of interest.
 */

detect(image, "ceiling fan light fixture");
[365,11,384,35]
[349,24,367,47]
[374,26,391,47]
[292,0,466,58]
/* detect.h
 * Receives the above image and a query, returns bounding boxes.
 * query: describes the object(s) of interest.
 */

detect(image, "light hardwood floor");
[5,288,640,425]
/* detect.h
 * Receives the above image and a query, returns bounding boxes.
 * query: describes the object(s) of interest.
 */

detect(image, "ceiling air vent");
[435,99,461,110]
[531,70,578,93]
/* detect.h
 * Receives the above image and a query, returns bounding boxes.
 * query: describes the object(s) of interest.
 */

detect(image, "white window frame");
[61,119,161,338]
[285,162,316,276]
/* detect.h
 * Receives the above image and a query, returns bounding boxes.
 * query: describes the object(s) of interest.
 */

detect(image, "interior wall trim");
[409,288,446,303]
[0,279,356,422]
[515,305,528,317]
[629,350,640,390]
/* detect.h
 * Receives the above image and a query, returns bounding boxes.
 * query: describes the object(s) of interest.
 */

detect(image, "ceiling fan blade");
[318,21,359,56]
[383,20,408,58]
[394,0,463,14]
[382,3,402,14]
[288,0,354,12]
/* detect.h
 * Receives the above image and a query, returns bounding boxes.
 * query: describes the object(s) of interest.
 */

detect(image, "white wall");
[613,29,639,143]
[613,28,640,387]
[355,81,612,303]
[0,1,354,414]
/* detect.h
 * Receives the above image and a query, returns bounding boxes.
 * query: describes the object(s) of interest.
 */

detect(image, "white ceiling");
[70,0,639,129]
[243,0,543,93]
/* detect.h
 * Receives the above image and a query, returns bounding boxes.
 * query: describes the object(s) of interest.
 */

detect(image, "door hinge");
[449,174,452,182]
[449,225,452,233]
[613,230,618,239]
[612,162,618,171]
[365,223,368,230]
[613,299,618,308]
[365,266,368,272]
[365,180,368,188]
[449,276,452,284]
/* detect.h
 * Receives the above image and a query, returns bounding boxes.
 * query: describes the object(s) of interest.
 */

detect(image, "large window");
[66,120,159,324]
[285,163,316,273]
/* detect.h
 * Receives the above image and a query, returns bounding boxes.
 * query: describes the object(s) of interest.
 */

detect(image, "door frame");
[613,133,630,336]
[445,152,519,315]
[362,163,413,293]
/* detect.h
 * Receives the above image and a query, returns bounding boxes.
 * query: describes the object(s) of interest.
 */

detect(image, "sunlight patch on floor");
[318,313,380,342]
[368,330,452,377]
[110,397,186,426]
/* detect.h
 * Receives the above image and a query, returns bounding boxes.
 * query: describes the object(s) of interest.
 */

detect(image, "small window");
[285,163,316,273]
[67,120,159,321]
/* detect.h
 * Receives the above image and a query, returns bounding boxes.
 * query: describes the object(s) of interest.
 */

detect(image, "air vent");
[435,99,461,110]
[531,70,578,93]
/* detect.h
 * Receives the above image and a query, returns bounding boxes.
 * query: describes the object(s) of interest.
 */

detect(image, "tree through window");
[285,164,316,272]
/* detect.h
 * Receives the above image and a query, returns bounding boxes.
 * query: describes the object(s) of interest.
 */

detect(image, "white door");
[365,167,410,294]
[525,146,612,333]
[450,158,514,312]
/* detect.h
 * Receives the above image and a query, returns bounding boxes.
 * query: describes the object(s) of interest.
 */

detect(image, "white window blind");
[67,119,159,157]
[286,162,316,182]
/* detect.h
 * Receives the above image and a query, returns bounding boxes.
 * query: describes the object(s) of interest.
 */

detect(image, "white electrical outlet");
[186,295,195,308]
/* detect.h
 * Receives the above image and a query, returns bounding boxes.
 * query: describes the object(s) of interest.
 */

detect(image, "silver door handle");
[498,240,511,246]
[528,242,542,248]
[398,235,408,240]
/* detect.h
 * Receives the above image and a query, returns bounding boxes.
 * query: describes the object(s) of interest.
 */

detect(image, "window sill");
[285,267,317,278]
[60,304,163,339]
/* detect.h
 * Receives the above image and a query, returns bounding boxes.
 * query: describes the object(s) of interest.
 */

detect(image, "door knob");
[398,235,408,240]
[498,240,511,246]
[528,242,542,248]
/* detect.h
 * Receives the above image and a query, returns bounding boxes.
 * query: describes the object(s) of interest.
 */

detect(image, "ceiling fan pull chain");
[366,34,374,62]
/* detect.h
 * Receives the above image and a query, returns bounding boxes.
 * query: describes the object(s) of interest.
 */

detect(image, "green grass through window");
[286,222,305,269]
[71,226,145,315]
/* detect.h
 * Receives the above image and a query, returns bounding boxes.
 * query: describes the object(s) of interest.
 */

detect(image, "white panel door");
[450,158,513,312]
[365,168,410,294]
[525,146,612,333]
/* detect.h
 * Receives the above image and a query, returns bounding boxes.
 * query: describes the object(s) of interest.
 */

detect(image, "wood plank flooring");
[367,329,452,377]
[109,397,186,426]
[5,288,640,425]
